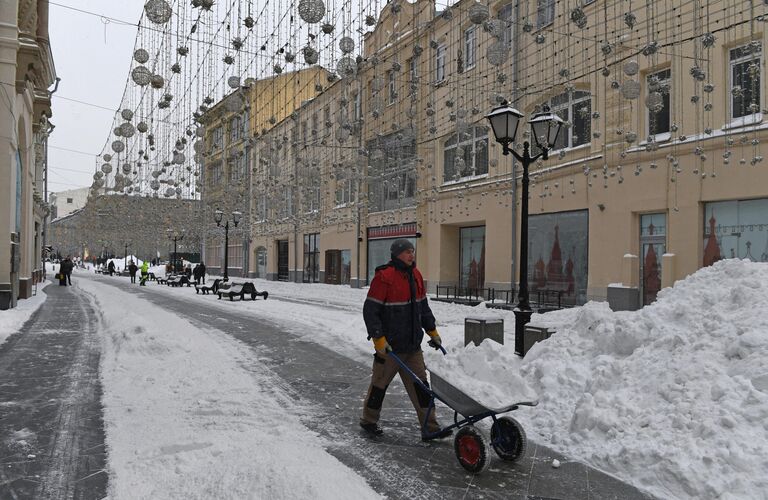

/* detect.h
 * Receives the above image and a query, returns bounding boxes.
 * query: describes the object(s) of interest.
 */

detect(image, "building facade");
[49,186,89,219]
[211,0,766,311]
[48,194,202,266]
[0,0,57,309]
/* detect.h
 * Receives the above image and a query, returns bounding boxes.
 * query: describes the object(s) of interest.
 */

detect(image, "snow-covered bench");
[166,275,191,287]
[195,278,222,295]
[216,281,268,301]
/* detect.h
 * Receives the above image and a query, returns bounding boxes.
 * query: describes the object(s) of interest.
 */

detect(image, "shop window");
[704,198,768,266]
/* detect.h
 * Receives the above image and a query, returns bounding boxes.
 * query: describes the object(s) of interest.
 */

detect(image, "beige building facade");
[0,0,57,309]
[210,0,766,311]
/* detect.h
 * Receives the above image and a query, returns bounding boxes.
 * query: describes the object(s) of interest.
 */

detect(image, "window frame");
[729,42,762,122]
[646,68,672,141]
[387,70,396,105]
[435,44,446,84]
[464,27,477,71]
[442,126,490,183]
[546,90,592,152]
[536,0,555,29]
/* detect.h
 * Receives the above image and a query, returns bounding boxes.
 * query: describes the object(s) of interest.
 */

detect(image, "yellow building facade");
[217,0,766,311]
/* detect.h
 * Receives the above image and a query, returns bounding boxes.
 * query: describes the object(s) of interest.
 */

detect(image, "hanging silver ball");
[131,66,152,86]
[133,49,150,64]
[103,154,112,162]
[469,3,490,24]
[137,122,148,133]
[339,36,355,54]
[120,122,135,137]
[298,0,325,24]
[101,163,112,174]
[150,74,165,89]
[111,141,125,153]
[228,76,240,89]
[144,0,172,24]
[302,46,319,64]
[122,164,132,175]
[121,109,134,121]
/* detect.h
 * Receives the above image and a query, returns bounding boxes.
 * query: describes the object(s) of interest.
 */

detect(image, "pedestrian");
[185,263,192,279]
[61,256,74,286]
[192,263,201,285]
[165,262,172,276]
[140,260,149,286]
[198,262,206,284]
[128,260,138,284]
[359,239,451,441]
[108,260,115,276]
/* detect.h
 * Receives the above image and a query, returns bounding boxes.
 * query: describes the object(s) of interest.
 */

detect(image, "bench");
[195,278,221,295]
[166,275,191,287]
[217,281,269,301]
[156,276,168,285]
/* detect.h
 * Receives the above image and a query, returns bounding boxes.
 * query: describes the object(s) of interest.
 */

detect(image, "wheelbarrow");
[389,348,538,474]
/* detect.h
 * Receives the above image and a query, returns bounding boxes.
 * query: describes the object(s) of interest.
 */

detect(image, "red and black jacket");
[363,259,436,353]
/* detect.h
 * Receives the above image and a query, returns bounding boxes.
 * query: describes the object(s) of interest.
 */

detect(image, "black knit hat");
[390,238,415,258]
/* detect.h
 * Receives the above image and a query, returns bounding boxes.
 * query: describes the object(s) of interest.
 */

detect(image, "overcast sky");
[48,1,141,193]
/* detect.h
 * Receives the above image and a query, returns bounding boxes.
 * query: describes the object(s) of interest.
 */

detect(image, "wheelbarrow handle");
[387,346,447,392]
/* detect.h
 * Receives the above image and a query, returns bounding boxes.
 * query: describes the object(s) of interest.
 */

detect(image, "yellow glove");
[373,336,392,355]
[426,329,442,350]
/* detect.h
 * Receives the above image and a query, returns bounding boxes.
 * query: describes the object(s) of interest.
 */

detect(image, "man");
[360,239,451,441]
[62,256,73,286]
[140,260,149,286]
[128,260,138,284]
[108,260,115,276]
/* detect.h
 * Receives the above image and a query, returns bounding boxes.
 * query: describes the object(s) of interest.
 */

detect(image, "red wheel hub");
[458,435,481,465]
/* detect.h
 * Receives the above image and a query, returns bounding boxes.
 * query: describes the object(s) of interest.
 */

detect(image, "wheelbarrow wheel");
[490,416,527,461]
[454,426,491,474]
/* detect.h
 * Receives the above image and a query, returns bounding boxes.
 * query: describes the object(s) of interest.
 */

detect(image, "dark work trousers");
[66,273,72,285]
[130,273,136,283]
[360,349,439,433]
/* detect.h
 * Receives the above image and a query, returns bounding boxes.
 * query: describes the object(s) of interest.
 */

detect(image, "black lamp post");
[214,209,242,282]
[486,102,564,356]
[166,230,184,274]
[124,242,129,270]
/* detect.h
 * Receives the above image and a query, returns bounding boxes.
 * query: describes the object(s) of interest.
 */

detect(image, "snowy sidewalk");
[91,272,655,499]
[0,280,108,498]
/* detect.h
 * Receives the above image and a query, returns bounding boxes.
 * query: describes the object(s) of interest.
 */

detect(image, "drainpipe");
[42,78,60,280]
[510,2,520,294]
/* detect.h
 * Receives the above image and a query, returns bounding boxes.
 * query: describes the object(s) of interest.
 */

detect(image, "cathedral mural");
[528,210,589,306]
[704,198,768,266]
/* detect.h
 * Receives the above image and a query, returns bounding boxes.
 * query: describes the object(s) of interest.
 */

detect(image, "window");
[66,197,73,204]
[230,116,242,142]
[387,70,396,105]
[366,130,417,212]
[228,153,246,183]
[647,69,671,137]
[354,91,361,120]
[435,45,446,83]
[311,113,318,137]
[443,126,489,182]
[498,4,514,48]
[254,195,267,221]
[303,233,320,283]
[324,104,331,127]
[212,126,223,150]
[537,0,555,29]
[408,58,418,96]
[545,90,591,150]
[209,162,222,185]
[640,213,666,305]
[703,198,768,266]
[302,121,308,143]
[228,241,244,270]
[335,166,354,206]
[460,226,485,289]
[280,186,294,218]
[464,27,477,70]
[730,42,762,120]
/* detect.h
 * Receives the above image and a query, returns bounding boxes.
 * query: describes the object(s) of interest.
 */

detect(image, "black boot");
[359,422,383,436]
[421,428,453,442]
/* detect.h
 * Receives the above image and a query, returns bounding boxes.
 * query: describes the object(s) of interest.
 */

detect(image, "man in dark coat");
[128,261,138,283]
[198,262,206,284]
[61,256,74,285]
[108,260,115,276]
[359,239,450,441]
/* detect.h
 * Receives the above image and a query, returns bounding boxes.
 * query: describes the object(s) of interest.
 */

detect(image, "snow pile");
[0,282,49,347]
[78,279,381,499]
[510,259,768,499]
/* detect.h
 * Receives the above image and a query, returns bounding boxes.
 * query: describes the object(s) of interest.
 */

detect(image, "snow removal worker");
[359,238,452,441]
[139,260,149,286]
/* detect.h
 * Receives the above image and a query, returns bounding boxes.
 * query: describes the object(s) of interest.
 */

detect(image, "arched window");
[543,91,591,150]
[443,126,488,183]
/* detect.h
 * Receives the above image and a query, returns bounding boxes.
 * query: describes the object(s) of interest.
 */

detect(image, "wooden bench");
[217,281,269,301]
[195,278,221,295]
[156,276,168,285]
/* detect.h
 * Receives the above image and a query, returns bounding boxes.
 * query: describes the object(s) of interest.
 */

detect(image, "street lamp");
[486,102,564,356]
[166,229,184,274]
[214,209,242,282]
[124,242,130,270]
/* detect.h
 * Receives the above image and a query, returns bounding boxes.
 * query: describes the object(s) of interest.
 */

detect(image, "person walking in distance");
[140,260,149,286]
[128,260,138,284]
[359,239,451,441]
[108,260,115,276]
[62,256,74,285]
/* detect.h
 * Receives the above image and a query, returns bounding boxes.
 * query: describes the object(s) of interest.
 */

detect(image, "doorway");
[640,213,666,305]
[277,240,289,281]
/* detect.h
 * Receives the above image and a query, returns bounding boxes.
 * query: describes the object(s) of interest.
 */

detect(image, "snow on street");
[77,277,380,499]
[6,259,767,499]
[88,259,768,500]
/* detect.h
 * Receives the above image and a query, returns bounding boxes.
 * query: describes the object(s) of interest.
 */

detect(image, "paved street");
[83,273,654,500]
[0,282,108,499]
